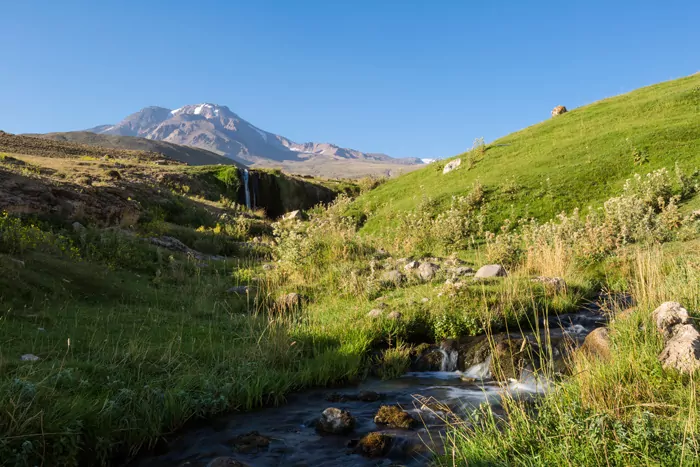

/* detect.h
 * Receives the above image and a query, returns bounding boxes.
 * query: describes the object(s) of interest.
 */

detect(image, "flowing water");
[243,169,251,210]
[132,304,609,467]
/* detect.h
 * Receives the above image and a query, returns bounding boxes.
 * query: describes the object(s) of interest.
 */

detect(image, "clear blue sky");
[1,1,698,160]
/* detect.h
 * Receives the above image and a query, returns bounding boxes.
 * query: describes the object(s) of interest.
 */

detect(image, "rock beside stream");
[316,407,356,434]
[354,432,393,458]
[653,302,700,374]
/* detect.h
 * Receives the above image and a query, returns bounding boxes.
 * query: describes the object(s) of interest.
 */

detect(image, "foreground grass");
[442,245,700,466]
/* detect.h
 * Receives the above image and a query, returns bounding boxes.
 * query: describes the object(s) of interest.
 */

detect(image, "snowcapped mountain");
[90,104,422,175]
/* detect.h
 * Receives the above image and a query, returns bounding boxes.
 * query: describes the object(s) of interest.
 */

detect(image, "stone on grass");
[474,264,507,279]
[443,159,461,174]
[21,354,40,362]
[452,266,475,277]
[404,261,420,271]
[652,302,700,374]
[387,311,402,320]
[367,309,384,318]
[581,327,610,360]
[417,262,440,281]
[316,407,355,434]
[380,270,404,286]
[72,221,86,232]
[551,105,568,116]
[283,210,303,221]
[531,276,567,292]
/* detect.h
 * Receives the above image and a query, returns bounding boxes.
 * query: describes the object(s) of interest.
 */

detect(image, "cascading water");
[243,169,251,209]
[463,355,492,379]
[438,348,459,372]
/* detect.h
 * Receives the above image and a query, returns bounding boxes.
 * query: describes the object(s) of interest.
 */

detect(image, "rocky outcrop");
[316,408,355,434]
[443,159,461,174]
[652,302,700,374]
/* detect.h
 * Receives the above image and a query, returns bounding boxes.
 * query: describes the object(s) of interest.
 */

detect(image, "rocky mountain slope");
[29,131,244,167]
[84,104,423,178]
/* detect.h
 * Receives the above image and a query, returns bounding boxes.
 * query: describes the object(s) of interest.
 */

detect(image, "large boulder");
[316,407,356,434]
[443,159,461,174]
[489,338,539,381]
[652,302,700,374]
[580,327,611,360]
[474,264,507,279]
[551,105,568,117]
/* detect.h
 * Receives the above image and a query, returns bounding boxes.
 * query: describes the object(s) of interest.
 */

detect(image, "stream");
[132,304,608,467]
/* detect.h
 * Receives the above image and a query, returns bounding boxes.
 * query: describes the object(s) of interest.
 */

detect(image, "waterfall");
[243,169,251,209]
[439,348,459,372]
[463,355,492,379]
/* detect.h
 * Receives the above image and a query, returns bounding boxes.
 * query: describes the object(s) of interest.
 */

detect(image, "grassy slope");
[357,74,700,235]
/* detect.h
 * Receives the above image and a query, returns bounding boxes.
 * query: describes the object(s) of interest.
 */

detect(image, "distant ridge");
[28,131,245,167]
[84,103,425,178]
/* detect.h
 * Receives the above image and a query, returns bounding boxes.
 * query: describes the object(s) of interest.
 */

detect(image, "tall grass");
[441,246,700,466]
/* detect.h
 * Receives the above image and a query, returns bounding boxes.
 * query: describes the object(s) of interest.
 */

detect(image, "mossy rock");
[374,405,417,429]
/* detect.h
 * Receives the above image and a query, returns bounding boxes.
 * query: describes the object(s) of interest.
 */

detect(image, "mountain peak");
[89,103,424,177]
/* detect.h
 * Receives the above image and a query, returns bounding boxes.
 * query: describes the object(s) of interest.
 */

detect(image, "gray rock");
[227,286,249,295]
[652,302,700,374]
[387,311,402,320]
[452,266,475,277]
[367,309,384,318]
[404,261,420,271]
[72,221,86,232]
[149,236,189,253]
[316,407,355,434]
[417,262,440,281]
[421,297,430,303]
[21,354,40,362]
[443,158,461,174]
[380,270,404,286]
[531,276,567,292]
[474,264,507,279]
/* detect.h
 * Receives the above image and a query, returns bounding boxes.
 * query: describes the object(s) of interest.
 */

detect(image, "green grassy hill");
[355,74,700,236]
